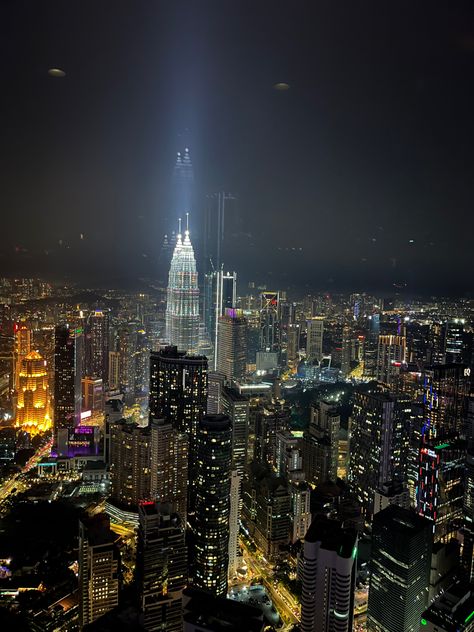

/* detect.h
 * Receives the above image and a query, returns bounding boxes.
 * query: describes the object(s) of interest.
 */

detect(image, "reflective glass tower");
[165,222,200,354]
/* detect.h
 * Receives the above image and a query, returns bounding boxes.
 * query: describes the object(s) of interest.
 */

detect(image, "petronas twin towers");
[165,149,200,354]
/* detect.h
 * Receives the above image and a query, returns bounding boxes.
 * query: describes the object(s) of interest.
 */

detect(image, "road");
[240,538,300,627]
[0,438,53,504]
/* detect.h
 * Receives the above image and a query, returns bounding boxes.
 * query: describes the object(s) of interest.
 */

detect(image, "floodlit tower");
[165,217,200,354]
[15,351,51,435]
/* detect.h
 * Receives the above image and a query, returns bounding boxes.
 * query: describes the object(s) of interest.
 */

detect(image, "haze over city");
[2,2,474,293]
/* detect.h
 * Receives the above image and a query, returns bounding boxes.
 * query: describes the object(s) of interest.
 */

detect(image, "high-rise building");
[216,308,247,380]
[79,513,120,629]
[87,310,110,383]
[165,222,200,354]
[445,319,464,363]
[82,376,104,415]
[54,324,83,433]
[367,505,432,632]
[376,333,406,386]
[423,364,470,438]
[207,371,225,415]
[306,317,324,363]
[149,346,207,507]
[150,418,188,523]
[14,323,31,390]
[421,581,474,632]
[110,419,151,508]
[108,350,120,391]
[228,470,242,578]
[416,437,466,543]
[349,391,396,520]
[193,414,232,597]
[15,351,51,436]
[221,385,249,476]
[136,502,187,632]
[302,400,340,486]
[300,517,357,632]
[203,268,237,368]
[242,463,291,559]
[290,480,312,543]
[259,291,280,353]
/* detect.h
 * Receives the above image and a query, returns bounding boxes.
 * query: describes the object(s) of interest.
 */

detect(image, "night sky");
[1,1,473,294]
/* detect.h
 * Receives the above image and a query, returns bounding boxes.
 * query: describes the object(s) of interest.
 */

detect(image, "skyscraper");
[349,390,396,520]
[14,322,31,390]
[306,317,324,363]
[203,268,238,368]
[193,414,232,597]
[150,418,188,523]
[300,517,357,632]
[79,513,120,630]
[221,385,250,476]
[149,347,207,505]
[110,419,151,508]
[367,505,432,632]
[54,324,83,433]
[86,309,110,383]
[376,333,406,386]
[165,221,200,354]
[259,291,281,353]
[423,364,470,438]
[136,502,187,632]
[216,309,247,380]
[15,351,51,436]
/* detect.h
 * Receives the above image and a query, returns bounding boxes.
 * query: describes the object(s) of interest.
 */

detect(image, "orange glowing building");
[15,351,51,435]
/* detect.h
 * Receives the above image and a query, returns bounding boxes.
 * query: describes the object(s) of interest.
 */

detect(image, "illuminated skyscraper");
[136,502,187,632]
[150,418,188,523]
[306,317,324,363]
[79,513,120,629]
[376,333,406,386]
[367,505,431,632]
[165,220,200,354]
[14,323,31,390]
[149,346,207,510]
[110,420,151,508]
[260,291,280,353]
[216,309,247,380]
[349,391,396,520]
[193,414,232,597]
[87,310,110,382]
[422,363,470,438]
[54,325,83,433]
[203,268,237,368]
[15,351,51,435]
[300,517,357,632]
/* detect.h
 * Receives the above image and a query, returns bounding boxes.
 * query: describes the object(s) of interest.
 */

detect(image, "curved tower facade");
[165,227,200,354]
[16,350,51,435]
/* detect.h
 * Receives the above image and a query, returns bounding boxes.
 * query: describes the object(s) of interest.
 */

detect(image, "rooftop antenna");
[178,217,182,235]
[186,212,189,232]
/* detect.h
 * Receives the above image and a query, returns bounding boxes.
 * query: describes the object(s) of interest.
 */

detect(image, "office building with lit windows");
[300,517,357,632]
[192,414,232,597]
[109,419,151,508]
[221,385,249,476]
[216,308,247,380]
[367,505,432,632]
[54,324,83,433]
[422,364,470,438]
[86,309,110,383]
[306,317,324,363]
[349,390,396,520]
[136,502,187,632]
[79,513,120,629]
[416,436,466,543]
[376,333,406,386]
[149,346,207,509]
[150,418,188,523]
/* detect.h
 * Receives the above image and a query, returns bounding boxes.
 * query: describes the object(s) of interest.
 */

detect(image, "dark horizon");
[1,2,474,296]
